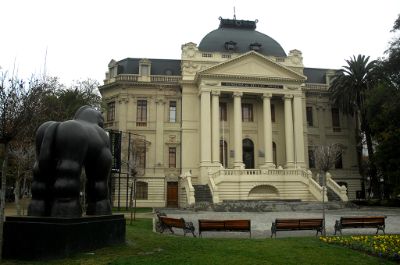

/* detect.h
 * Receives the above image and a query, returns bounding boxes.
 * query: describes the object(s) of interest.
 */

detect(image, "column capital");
[155,98,166,104]
[262,93,272,99]
[211,90,221,96]
[233,92,243,98]
[199,87,212,94]
[284,94,294,100]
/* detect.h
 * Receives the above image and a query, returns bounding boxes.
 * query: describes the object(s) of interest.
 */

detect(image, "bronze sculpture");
[28,106,112,217]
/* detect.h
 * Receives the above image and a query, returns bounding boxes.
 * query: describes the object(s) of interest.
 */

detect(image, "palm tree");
[329,54,378,198]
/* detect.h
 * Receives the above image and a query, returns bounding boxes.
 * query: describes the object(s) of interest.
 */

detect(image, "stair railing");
[181,171,196,205]
[208,171,220,203]
[325,172,348,201]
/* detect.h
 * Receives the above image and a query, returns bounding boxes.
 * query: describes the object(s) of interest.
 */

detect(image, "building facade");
[100,18,361,208]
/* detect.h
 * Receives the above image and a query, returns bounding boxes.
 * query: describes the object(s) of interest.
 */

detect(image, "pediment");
[198,51,306,81]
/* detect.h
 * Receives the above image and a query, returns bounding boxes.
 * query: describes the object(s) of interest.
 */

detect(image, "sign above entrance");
[221,82,283,89]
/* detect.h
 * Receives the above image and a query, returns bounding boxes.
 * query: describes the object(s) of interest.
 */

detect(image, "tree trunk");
[14,178,21,216]
[365,124,379,198]
[0,142,9,259]
[354,113,365,198]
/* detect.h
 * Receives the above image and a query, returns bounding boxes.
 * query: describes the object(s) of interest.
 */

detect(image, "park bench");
[155,212,196,237]
[334,216,386,235]
[271,218,323,238]
[198,219,251,238]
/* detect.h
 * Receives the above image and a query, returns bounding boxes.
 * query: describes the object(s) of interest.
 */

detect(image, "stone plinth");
[2,214,125,260]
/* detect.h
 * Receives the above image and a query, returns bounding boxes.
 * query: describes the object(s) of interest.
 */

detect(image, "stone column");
[293,95,306,168]
[284,94,295,168]
[200,88,212,165]
[317,105,326,145]
[211,90,221,165]
[233,92,244,169]
[155,97,165,167]
[118,96,128,132]
[262,93,274,168]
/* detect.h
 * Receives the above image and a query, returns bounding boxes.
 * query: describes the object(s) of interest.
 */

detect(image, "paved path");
[156,207,400,238]
[6,202,399,238]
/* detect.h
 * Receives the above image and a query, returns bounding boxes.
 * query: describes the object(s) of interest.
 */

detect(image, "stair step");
[193,185,213,203]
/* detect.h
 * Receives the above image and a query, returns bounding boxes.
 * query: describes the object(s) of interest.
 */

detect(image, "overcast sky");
[1,0,398,85]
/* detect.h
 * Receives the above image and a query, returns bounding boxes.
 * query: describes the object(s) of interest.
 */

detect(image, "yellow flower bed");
[320,234,400,261]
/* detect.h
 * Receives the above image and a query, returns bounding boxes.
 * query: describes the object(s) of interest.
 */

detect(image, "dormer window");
[224,40,237,51]
[249,42,262,51]
[139,59,151,76]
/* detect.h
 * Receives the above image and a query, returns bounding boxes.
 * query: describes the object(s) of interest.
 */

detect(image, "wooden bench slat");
[198,219,251,237]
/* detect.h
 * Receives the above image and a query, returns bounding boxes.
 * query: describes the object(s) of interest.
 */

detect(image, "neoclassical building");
[100,18,361,208]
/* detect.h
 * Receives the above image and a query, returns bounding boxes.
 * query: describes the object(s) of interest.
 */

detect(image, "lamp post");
[322,171,326,236]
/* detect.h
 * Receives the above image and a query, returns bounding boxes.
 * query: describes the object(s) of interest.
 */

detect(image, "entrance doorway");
[243,138,254,169]
[166,182,178,208]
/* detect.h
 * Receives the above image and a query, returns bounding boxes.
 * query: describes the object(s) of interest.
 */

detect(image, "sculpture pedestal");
[2,214,125,260]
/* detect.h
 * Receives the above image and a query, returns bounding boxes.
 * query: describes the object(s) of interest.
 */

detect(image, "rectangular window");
[331,108,341,132]
[271,104,275,123]
[335,152,343,169]
[140,65,149,76]
[219,140,228,168]
[308,148,315,168]
[306,106,313,126]
[135,147,146,175]
[136,100,147,126]
[169,147,176,168]
[136,181,148,200]
[220,102,227,121]
[107,101,115,122]
[242,103,253,122]
[169,101,177,122]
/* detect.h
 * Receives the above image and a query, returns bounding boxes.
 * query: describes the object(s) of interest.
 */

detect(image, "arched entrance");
[242,138,254,169]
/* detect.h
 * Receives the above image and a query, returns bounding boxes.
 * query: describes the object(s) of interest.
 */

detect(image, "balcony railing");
[305,83,329,91]
[105,74,181,84]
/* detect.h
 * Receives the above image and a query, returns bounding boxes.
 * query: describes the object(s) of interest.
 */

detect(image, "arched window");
[219,140,228,168]
[243,138,254,169]
[248,185,279,199]
[136,181,148,200]
[273,142,277,166]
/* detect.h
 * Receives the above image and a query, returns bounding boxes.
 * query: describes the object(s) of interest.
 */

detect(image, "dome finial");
[233,6,236,20]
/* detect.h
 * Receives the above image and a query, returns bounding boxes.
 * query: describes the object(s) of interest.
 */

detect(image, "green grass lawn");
[2,219,396,265]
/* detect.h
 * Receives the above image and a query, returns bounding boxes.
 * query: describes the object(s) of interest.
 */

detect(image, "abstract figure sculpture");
[28,106,112,217]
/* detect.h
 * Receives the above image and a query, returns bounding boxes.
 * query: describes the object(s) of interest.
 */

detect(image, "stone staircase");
[327,186,342,201]
[193,185,213,203]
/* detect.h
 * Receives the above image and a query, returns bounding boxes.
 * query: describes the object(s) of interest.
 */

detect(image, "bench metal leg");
[376,225,385,234]
[271,223,276,238]
[184,222,196,237]
[334,220,342,235]
[316,228,322,237]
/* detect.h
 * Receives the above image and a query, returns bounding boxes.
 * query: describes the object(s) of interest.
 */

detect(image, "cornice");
[197,73,305,84]
[196,51,307,81]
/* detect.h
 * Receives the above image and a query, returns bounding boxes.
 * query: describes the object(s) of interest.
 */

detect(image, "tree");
[9,141,35,215]
[365,84,400,198]
[0,72,49,259]
[365,14,400,198]
[313,144,342,236]
[329,55,378,198]
[40,78,102,122]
